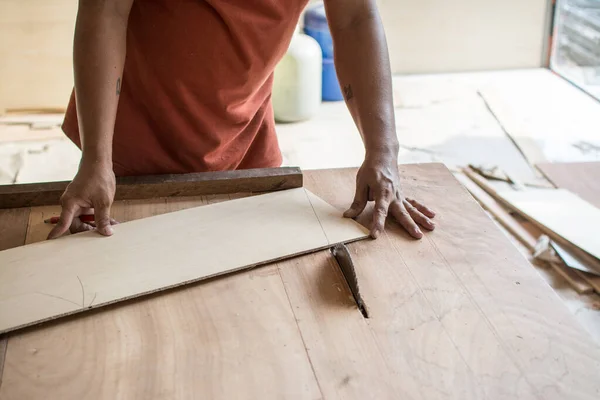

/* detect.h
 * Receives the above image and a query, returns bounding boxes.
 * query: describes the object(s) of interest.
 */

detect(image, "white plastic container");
[272,32,322,122]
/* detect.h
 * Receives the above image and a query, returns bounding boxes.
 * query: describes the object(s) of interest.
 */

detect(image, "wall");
[0,0,550,112]
[0,0,77,113]
[377,0,551,73]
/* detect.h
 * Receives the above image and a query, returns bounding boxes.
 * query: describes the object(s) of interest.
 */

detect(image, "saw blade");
[331,243,368,318]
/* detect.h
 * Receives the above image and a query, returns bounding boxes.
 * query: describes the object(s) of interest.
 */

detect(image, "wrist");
[81,146,112,167]
[365,142,399,163]
[80,153,113,171]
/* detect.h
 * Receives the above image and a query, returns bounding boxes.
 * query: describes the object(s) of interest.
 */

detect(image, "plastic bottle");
[303,2,344,101]
[272,31,323,122]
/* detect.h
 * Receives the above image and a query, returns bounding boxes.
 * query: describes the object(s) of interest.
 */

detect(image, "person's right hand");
[48,160,117,239]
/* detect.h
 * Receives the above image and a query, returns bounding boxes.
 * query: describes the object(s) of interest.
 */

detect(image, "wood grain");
[0,167,303,209]
[498,219,600,343]
[301,164,600,399]
[0,208,30,251]
[277,251,402,399]
[1,193,324,399]
[454,172,537,250]
[537,162,600,208]
[0,188,367,334]
[2,164,600,399]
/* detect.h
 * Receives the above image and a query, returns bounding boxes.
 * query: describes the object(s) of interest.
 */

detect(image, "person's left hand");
[344,155,436,239]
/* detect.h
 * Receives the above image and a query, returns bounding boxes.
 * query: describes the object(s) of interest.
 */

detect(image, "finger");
[95,204,114,236]
[47,203,79,240]
[406,198,436,218]
[343,185,368,219]
[390,200,423,239]
[87,219,118,228]
[404,199,435,231]
[70,219,95,234]
[370,190,392,239]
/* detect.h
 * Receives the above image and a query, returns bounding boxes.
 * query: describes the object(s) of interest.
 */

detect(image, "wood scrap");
[532,236,593,294]
[0,188,368,334]
[536,161,600,208]
[457,172,594,294]
[468,164,550,189]
[454,172,536,250]
[499,188,600,261]
[464,167,600,276]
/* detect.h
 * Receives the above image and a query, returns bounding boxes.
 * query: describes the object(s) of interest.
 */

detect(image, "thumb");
[344,185,368,219]
[95,204,114,236]
[48,204,77,240]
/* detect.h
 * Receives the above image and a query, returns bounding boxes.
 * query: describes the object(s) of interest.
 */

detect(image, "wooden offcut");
[537,162,600,208]
[499,189,600,262]
[0,167,303,209]
[0,188,368,334]
[456,172,593,294]
[464,167,600,275]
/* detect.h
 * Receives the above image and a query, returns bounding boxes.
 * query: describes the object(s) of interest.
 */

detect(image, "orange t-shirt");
[63,0,308,176]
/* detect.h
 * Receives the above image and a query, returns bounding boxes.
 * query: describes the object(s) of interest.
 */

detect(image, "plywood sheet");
[499,188,600,261]
[0,188,368,334]
[537,162,600,208]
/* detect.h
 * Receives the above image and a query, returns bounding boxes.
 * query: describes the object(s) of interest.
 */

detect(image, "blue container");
[303,3,344,101]
[321,58,343,101]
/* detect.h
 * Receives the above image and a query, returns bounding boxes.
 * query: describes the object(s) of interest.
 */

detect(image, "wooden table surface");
[1,163,599,399]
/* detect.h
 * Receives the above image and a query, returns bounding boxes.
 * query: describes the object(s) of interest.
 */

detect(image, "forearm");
[74,1,131,164]
[327,5,398,159]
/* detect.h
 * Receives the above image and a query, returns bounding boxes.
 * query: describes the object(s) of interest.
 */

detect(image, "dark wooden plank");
[0,207,30,389]
[0,167,303,209]
[0,208,30,251]
[537,162,600,208]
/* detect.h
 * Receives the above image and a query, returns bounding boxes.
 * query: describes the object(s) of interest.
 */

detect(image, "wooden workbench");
[1,163,599,399]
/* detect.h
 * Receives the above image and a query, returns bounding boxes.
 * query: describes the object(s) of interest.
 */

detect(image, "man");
[49,0,436,240]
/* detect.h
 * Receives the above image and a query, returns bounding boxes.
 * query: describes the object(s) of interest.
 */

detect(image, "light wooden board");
[0,188,368,334]
[499,188,600,261]
[537,162,600,209]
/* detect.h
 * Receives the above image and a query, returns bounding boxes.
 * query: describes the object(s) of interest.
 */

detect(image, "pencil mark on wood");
[88,293,98,309]
[36,292,81,307]
[303,190,330,245]
[77,276,85,308]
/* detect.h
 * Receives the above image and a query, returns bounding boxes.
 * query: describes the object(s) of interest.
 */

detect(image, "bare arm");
[324,0,436,239]
[75,0,132,164]
[49,0,133,239]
